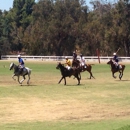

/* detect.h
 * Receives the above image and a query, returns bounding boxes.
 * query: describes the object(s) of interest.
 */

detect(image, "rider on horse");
[113,52,119,68]
[79,54,86,71]
[72,50,77,61]
[65,57,71,70]
[18,54,25,74]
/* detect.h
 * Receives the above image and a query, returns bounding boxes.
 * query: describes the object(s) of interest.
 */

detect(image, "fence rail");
[1,55,130,62]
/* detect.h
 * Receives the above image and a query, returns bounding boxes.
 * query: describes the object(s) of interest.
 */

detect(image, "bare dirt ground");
[0,96,130,124]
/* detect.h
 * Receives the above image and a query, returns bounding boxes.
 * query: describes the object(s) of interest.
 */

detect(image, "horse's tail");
[25,67,32,75]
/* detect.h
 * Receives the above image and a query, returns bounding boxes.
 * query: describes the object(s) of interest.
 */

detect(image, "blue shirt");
[113,55,119,62]
[18,58,24,65]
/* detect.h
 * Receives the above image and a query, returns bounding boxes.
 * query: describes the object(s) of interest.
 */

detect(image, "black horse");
[72,59,95,79]
[9,62,32,85]
[56,62,81,85]
[107,59,125,80]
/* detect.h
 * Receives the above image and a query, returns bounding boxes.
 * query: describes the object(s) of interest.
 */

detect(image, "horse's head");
[56,62,61,69]
[9,63,14,70]
[56,62,64,70]
[107,59,113,65]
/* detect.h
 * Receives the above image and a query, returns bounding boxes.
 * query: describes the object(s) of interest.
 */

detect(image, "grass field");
[0,60,130,130]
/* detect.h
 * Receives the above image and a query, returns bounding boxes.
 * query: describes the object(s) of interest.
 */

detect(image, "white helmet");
[65,56,68,59]
[17,54,21,58]
[113,53,116,56]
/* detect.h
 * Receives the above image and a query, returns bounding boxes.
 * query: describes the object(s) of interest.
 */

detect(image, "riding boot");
[19,68,23,75]
[116,65,119,69]
[119,65,122,69]
[69,68,72,77]
[82,66,84,71]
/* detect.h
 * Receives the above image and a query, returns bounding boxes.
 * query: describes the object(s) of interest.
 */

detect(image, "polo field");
[0,60,130,130]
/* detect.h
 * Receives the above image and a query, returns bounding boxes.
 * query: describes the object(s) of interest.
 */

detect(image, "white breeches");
[66,65,71,70]
[80,62,85,66]
[19,64,24,68]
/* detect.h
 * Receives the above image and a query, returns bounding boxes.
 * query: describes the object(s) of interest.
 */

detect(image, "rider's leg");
[82,63,85,70]
[19,65,24,74]
[18,68,22,74]
[115,62,119,68]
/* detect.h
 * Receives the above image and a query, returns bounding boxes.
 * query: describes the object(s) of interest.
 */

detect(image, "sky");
[0,0,92,11]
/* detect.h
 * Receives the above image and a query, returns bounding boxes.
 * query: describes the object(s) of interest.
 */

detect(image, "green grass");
[0,120,130,130]
[0,60,130,130]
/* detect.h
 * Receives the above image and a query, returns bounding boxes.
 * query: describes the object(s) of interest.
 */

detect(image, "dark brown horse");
[56,62,81,85]
[107,59,125,80]
[72,59,80,68]
[72,60,95,79]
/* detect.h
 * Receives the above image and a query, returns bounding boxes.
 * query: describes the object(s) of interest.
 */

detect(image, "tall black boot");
[19,68,23,75]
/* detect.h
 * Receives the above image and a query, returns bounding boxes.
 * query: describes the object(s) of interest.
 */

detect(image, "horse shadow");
[18,84,37,87]
[115,79,130,81]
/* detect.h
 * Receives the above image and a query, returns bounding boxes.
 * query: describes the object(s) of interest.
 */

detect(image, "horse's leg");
[120,66,125,80]
[17,76,21,84]
[12,74,16,81]
[90,72,95,79]
[64,77,66,85]
[88,71,95,79]
[86,66,95,79]
[119,72,122,80]
[20,75,26,84]
[79,73,81,80]
[58,77,66,85]
[119,70,123,80]
[112,72,116,78]
[75,74,80,85]
[27,74,30,85]
[58,77,64,84]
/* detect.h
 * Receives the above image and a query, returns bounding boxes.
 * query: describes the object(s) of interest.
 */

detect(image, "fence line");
[1,55,130,62]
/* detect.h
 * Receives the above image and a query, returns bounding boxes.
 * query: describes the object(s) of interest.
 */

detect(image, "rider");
[72,50,77,61]
[18,54,25,74]
[79,54,86,70]
[113,52,119,68]
[65,56,71,70]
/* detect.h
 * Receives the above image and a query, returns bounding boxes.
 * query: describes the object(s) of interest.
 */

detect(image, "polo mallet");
[116,47,121,54]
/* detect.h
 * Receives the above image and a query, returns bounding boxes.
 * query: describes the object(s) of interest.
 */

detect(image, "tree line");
[0,0,130,56]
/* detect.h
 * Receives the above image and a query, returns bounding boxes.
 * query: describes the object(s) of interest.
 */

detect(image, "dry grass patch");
[0,96,130,124]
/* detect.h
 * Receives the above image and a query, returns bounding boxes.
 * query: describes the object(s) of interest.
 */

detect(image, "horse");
[72,59,80,68]
[9,62,32,85]
[56,62,81,85]
[107,59,125,80]
[72,60,95,79]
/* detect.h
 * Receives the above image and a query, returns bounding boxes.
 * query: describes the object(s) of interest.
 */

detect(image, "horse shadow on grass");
[61,84,86,86]
[115,79,130,81]
[19,84,37,87]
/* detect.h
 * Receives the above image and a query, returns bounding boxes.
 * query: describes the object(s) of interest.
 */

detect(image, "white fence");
[1,55,130,63]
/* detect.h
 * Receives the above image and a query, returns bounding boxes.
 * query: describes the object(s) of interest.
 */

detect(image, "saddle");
[114,64,122,69]
[18,67,27,74]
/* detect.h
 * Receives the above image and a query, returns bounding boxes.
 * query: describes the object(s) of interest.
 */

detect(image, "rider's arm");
[19,59,22,65]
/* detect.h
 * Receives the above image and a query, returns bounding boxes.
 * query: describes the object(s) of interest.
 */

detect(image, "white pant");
[66,65,71,70]
[80,62,85,66]
[114,62,118,67]
[19,64,24,68]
